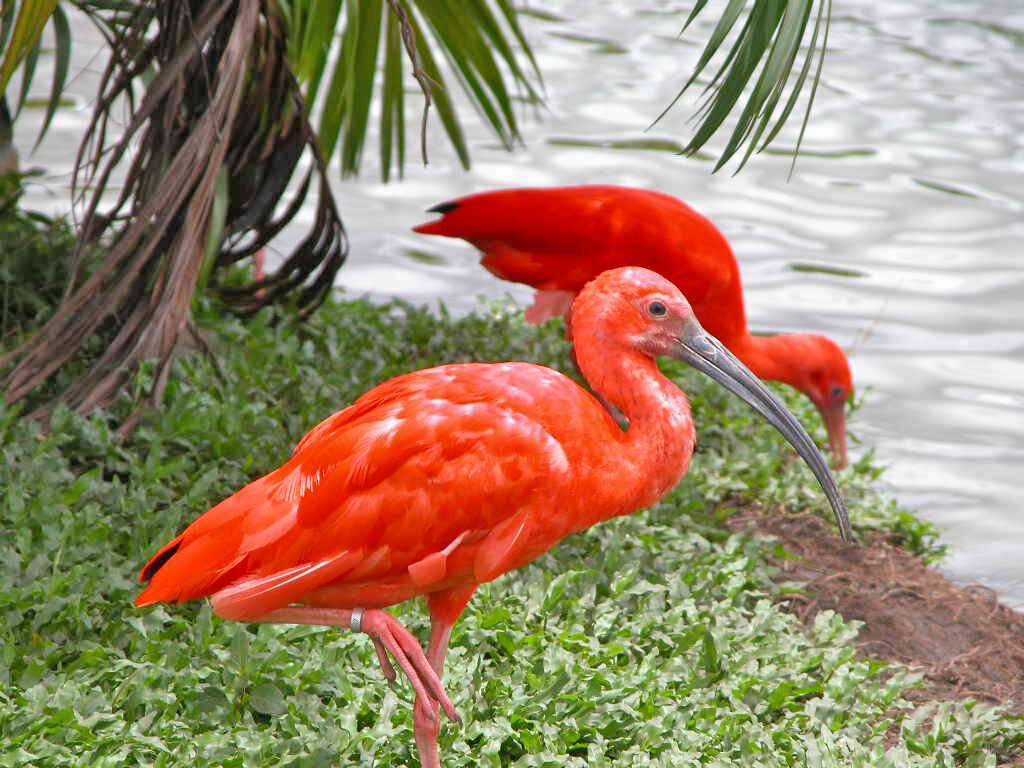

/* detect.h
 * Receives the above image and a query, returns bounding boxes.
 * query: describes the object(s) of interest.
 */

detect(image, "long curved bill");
[672,319,854,543]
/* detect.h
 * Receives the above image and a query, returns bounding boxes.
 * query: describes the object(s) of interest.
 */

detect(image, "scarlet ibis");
[135,267,852,768]
[413,185,854,468]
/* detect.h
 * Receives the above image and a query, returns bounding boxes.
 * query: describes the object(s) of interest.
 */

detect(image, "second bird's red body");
[419,186,745,341]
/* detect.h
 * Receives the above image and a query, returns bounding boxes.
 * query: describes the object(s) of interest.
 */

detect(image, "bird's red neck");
[572,329,696,523]
[732,332,825,398]
[731,333,793,386]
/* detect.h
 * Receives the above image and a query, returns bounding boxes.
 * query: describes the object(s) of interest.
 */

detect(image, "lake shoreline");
[731,510,1024,721]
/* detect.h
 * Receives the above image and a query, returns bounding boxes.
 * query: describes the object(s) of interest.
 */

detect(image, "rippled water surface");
[14,1,1024,605]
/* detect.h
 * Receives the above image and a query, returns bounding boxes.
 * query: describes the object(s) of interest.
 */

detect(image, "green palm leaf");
[0,0,60,143]
[0,1,121,148]
[655,0,832,173]
[285,0,542,178]
[0,0,58,95]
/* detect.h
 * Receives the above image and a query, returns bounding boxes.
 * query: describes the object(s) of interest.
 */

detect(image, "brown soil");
[729,512,1024,719]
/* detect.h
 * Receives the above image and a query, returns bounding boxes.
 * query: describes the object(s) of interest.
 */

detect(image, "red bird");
[135,267,852,768]
[414,185,854,468]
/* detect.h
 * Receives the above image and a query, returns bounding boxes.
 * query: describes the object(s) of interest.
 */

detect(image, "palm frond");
[286,0,542,179]
[0,1,57,94]
[0,0,74,147]
[3,0,346,424]
[654,0,832,173]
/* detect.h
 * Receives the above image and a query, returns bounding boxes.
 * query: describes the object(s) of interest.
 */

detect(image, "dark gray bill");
[673,319,854,543]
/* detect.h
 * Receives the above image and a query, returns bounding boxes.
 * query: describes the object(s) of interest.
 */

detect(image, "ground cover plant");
[2,218,1022,766]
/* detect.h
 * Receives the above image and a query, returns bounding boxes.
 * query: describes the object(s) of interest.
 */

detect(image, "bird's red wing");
[413,185,747,332]
[134,469,299,605]
[136,372,440,607]
[293,370,434,454]
[279,364,594,576]
[414,187,623,291]
[137,363,606,613]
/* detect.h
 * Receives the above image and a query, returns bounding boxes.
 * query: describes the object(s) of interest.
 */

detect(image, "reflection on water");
[13,0,1024,605]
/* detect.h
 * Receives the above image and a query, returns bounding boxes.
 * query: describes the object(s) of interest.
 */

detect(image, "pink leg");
[252,249,267,298]
[413,620,454,768]
[408,586,476,768]
[242,605,458,723]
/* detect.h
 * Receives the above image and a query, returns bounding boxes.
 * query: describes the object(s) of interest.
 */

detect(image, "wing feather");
[137,362,605,613]
[413,185,748,344]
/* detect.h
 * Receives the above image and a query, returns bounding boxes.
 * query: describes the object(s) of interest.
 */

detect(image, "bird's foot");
[413,695,443,768]
[354,608,460,725]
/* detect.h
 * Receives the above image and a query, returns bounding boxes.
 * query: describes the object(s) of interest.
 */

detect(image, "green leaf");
[197,684,231,715]
[339,0,383,175]
[676,624,707,654]
[198,167,230,299]
[542,569,584,613]
[250,682,288,716]
[1,3,17,52]
[379,9,405,181]
[701,625,720,678]
[414,1,516,148]
[316,1,356,163]
[289,0,541,178]
[297,0,344,94]
[402,7,469,170]
[654,0,832,173]
[31,2,70,148]
[13,29,39,115]
[0,0,57,97]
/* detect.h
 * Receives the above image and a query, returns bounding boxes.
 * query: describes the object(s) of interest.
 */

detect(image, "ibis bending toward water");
[414,185,854,468]
[135,267,853,768]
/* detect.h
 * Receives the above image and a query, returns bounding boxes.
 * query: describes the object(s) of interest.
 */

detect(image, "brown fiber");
[731,512,1024,713]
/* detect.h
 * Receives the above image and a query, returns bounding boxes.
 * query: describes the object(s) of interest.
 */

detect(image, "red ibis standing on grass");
[135,267,853,768]
[414,185,854,468]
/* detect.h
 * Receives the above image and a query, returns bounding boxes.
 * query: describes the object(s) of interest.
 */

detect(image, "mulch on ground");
[730,512,1024,714]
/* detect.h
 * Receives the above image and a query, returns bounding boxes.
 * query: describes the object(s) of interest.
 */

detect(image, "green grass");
[1,220,1021,764]
[0,177,78,350]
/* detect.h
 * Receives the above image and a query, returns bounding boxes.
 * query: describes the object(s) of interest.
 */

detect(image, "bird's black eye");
[830,386,846,400]
[648,300,667,318]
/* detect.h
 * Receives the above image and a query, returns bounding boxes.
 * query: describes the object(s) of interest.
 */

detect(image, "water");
[12,1,1024,606]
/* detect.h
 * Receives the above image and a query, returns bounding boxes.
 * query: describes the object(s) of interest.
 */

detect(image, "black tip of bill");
[675,321,855,544]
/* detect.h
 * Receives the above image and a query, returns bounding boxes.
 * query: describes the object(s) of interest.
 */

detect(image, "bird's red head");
[572,266,697,356]
[765,334,853,469]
